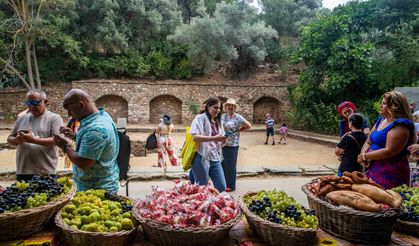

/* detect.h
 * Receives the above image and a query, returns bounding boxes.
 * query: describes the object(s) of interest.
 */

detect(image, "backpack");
[117,131,131,180]
[145,131,157,150]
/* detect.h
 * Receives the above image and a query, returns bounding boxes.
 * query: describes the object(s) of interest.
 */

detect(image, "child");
[265,113,275,145]
[335,113,367,176]
[278,123,288,144]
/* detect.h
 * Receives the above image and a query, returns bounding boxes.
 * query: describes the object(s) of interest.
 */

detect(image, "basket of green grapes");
[0,175,75,240]
[392,185,419,237]
[240,190,318,246]
[55,189,137,246]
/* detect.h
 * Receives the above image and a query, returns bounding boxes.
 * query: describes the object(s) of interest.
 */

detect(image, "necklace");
[377,118,393,131]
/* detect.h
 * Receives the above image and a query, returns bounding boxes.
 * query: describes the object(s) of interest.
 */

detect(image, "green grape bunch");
[0,175,73,213]
[244,190,319,229]
[393,185,419,223]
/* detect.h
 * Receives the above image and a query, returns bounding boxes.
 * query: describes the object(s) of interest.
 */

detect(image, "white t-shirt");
[189,113,224,161]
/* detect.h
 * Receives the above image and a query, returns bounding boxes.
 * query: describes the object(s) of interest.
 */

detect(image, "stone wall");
[0,79,291,125]
[72,79,292,124]
[0,84,70,122]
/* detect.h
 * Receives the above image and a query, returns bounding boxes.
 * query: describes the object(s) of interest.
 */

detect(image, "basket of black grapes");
[393,185,419,237]
[240,190,318,246]
[0,175,75,240]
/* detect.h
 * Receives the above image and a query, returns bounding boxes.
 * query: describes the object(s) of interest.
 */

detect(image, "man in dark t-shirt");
[335,113,367,176]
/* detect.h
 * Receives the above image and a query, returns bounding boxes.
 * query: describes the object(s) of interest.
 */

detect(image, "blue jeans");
[189,169,195,183]
[222,146,239,190]
[191,153,226,192]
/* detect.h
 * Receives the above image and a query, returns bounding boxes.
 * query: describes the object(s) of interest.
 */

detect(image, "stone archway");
[95,95,128,122]
[253,96,281,124]
[149,95,182,124]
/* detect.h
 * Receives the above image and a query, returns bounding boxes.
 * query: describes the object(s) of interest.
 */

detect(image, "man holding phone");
[7,89,63,181]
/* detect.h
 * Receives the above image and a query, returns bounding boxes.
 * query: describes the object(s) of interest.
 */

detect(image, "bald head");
[63,89,97,120]
[64,89,91,103]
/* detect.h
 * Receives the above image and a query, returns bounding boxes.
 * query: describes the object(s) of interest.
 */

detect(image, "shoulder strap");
[347,133,362,150]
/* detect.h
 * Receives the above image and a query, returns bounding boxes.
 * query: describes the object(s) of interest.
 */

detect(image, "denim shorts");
[266,127,274,136]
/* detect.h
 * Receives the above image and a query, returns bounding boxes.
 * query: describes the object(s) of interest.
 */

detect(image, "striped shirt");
[265,118,275,128]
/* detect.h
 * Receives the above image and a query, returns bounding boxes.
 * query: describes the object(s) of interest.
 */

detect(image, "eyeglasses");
[25,99,44,107]
[211,106,221,110]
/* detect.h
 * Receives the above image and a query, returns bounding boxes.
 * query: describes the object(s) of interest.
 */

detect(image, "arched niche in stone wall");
[95,95,128,122]
[149,95,182,124]
[253,96,281,124]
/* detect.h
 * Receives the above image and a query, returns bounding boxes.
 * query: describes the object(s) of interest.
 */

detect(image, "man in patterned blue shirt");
[53,89,120,193]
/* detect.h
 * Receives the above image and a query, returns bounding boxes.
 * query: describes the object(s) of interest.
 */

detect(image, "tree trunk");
[32,42,41,89]
[25,38,35,89]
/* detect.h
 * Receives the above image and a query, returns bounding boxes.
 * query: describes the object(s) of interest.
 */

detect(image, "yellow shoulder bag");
[180,127,197,171]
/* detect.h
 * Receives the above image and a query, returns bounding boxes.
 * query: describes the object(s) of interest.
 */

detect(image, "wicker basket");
[394,219,419,237]
[54,195,137,246]
[239,192,317,246]
[132,201,243,246]
[0,183,76,240]
[302,182,402,244]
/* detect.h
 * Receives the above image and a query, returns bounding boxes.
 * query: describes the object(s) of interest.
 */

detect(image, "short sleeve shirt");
[74,108,120,193]
[265,118,274,128]
[10,110,63,175]
[190,114,223,161]
[221,113,245,147]
[337,131,367,173]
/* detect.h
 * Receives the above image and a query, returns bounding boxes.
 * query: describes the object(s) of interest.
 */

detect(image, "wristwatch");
[62,144,71,154]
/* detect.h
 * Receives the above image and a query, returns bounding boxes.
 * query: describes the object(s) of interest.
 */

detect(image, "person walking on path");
[357,91,416,189]
[221,98,251,192]
[53,89,120,193]
[265,114,275,145]
[335,113,367,176]
[189,97,228,192]
[337,101,370,138]
[277,123,288,145]
[7,89,63,181]
[156,114,179,175]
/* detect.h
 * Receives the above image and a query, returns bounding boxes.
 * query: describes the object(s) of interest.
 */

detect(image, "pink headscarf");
[337,101,356,117]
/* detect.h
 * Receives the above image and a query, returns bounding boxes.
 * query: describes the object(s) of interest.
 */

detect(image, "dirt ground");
[0,130,338,171]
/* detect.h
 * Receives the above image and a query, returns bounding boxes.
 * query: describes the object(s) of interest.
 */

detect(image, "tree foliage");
[290,0,419,134]
[169,1,277,79]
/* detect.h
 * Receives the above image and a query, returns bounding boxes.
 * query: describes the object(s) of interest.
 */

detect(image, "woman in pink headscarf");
[338,101,370,138]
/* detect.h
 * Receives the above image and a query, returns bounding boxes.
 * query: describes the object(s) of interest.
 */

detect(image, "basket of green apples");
[55,189,137,246]
[240,190,318,246]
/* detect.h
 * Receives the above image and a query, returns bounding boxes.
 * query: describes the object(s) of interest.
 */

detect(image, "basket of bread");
[302,171,403,244]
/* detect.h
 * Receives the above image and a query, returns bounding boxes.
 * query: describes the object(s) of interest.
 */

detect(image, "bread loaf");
[326,190,383,212]
[351,184,399,208]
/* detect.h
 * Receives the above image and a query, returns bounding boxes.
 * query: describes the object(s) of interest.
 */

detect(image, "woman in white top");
[189,97,228,192]
[156,114,178,175]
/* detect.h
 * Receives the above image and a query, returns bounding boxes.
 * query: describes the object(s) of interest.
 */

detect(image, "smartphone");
[19,129,29,134]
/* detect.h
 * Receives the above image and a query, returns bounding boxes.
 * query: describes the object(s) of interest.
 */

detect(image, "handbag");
[180,127,197,171]
[145,131,157,150]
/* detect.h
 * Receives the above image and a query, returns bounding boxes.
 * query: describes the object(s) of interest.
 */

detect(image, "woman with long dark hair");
[189,97,228,192]
[358,91,416,189]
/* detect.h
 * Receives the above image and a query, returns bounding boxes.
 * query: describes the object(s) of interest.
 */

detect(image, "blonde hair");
[383,91,414,121]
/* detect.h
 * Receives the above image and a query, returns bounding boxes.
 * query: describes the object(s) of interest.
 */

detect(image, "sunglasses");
[25,99,44,107]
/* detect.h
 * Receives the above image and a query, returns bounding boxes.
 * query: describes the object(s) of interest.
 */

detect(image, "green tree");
[169,1,277,79]
[290,0,419,134]
[260,0,321,37]
[0,0,80,89]
[74,0,182,53]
